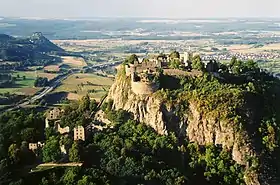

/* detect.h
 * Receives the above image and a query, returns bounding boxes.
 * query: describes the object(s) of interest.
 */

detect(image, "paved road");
[1,61,121,113]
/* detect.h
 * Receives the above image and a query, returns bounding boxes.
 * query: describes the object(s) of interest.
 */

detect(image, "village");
[27,106,112,168]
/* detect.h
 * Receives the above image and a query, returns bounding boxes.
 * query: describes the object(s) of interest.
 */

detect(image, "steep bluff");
[105,68,260,185]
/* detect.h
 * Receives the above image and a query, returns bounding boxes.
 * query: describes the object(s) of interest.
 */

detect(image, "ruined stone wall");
[131,81,159,95]
[163,69,202,77]
[125,65,132,76]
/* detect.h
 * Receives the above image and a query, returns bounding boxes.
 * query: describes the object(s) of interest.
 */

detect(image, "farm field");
[43,56,87,72]
[0,70,58,96]
[35,71,58,80]
[61,56,87,68]
[43,65,60,72]
[54,73,114,101]
[0,71,39,95]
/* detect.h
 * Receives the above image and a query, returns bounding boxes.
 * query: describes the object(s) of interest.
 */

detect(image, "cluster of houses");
[202,52,280,61]
[28,107,111,157]
[28,108,86,154]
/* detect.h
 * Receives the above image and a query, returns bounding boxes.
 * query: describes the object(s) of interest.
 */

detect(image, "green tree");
[8,144,20,164]
[169,50,180,59]
[40,177,49,185]
[229,56,238,68]
[89,99,97,112]
[192,55,205,71]
[169,58,181,69]
[124,54,139,64]
[62,168,78,185]
[60,135,72,151]
[42,136,61,162]
[79,94,90,111]
[69,142,81,162]
[77,175,94,185]
[45,127,57,139]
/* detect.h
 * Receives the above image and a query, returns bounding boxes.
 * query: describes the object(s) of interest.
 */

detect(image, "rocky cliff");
[105,67,260,185]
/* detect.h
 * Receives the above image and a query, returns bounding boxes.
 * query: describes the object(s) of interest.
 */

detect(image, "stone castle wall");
[131,81,159,95]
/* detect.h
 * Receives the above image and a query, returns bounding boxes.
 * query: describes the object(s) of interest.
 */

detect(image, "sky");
[0,0,280,18]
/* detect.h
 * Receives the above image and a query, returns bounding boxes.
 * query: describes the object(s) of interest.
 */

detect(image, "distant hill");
[0,32,64,68]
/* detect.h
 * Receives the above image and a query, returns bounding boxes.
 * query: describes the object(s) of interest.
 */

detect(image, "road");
[1,61,121,113]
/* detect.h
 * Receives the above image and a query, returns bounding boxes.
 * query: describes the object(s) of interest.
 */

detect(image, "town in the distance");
[1,16,280,185]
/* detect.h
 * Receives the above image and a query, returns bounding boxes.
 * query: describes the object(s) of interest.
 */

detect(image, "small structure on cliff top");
[124,51,198,95]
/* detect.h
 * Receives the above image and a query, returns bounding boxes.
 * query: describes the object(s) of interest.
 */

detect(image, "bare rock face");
[106,71,260,185]
[108,75,167,134]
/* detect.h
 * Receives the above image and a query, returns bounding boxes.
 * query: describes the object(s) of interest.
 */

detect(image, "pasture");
[54,73,114,101]
[0,71,39,95]
[61,56,87,68]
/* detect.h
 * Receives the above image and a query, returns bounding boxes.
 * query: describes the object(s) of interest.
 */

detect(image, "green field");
[0,71,39,95]
[54,73,114,101]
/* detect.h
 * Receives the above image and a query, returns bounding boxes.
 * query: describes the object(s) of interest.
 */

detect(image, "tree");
[79,94,90,111]
[22,76,26,80]
[62,168,78,185]
[8,144,20,164]
[169,50,180,59]
[60,135,72,151]
[89,99,97,112]
[124,54,139,65]
[192,55,205,71]
[77,175,94,185]
[45,127,57,139]
[229,56,238,68]
[42,136,61,162]
[40,177,49,185]
[34,77,49,87]
[69,142,81,162]
[169,58,181,69]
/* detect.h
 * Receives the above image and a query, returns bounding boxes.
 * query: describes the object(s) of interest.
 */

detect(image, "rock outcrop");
[104,67,260,185]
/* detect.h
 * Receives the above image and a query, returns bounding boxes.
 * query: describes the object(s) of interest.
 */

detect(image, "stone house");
[74,126,85,141]
[29,142,44,152]
[55,120,70,135]
[45,108,64,128]
[47,108,63,120]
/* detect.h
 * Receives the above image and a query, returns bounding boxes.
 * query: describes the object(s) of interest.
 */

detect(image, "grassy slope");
[54,73,114,101]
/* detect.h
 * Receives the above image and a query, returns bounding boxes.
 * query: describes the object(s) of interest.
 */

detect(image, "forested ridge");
[0,56,280,184]
[0,32,63,69]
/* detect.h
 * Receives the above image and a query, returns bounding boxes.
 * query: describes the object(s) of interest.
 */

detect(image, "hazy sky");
[0,0,280,18]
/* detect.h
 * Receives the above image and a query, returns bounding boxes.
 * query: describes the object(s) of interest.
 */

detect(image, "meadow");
[54,73,114,101]
[61,56,87,68]
[0,71,58,96]
[0,71,38,95]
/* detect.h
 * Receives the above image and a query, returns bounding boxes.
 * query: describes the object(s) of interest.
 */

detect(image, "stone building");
[45,108,64,128]
[55,121,70,135]
[29,142,44,152]
[125,58,163,76]
[47,108,63,120]
[74,126,85,141]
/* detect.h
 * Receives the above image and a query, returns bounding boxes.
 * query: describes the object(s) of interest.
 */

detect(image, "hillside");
[101,57,280,185]
[0,32,63,67]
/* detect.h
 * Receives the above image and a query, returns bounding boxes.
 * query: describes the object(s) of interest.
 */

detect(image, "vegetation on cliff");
[1,54,280,184]
[115,54,280,184]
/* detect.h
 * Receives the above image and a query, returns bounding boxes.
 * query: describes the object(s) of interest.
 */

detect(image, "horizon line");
[1,16,280,20]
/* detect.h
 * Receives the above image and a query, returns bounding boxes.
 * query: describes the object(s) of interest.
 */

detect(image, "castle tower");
[184,46,193,67]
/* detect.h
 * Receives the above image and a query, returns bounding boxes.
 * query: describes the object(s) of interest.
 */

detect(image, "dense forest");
[0,107,245,185]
